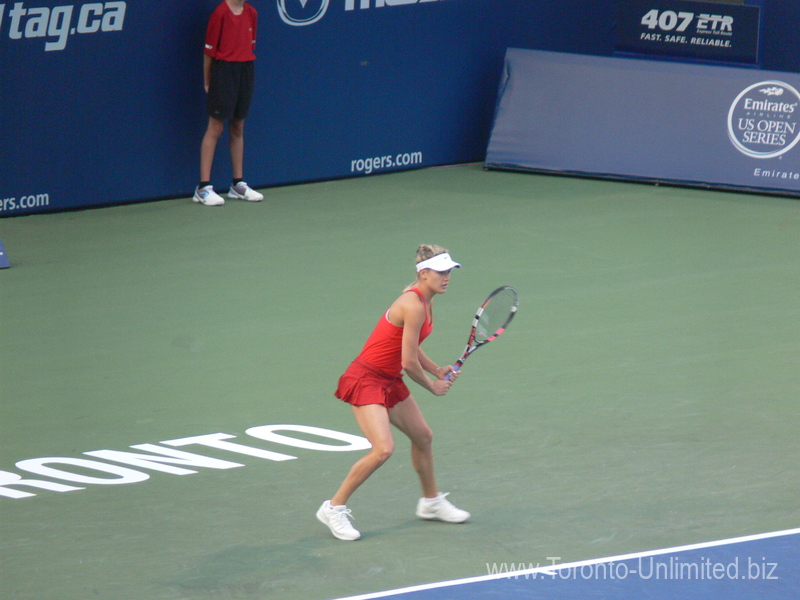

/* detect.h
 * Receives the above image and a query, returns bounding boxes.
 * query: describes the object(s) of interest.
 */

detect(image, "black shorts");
[206,60,255,121]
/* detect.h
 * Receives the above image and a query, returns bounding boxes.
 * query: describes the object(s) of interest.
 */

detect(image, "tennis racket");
[445,286,519,380]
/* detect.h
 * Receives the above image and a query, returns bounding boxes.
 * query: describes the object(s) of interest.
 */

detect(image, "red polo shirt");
[204,2,257,62]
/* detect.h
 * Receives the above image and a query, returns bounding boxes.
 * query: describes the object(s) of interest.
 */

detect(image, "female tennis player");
[316,244,470,541]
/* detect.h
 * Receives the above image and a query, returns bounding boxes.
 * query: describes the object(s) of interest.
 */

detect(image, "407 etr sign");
[616,0,760,64]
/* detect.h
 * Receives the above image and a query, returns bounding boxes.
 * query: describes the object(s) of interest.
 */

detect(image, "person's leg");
[390,396,470,523]
[228,118,245,181]
[388,396,437,498]
[229,61,252,183]
[330,404,395,506]
[193,116,226,205]
[224,62,262,201]
[200,116,225,182]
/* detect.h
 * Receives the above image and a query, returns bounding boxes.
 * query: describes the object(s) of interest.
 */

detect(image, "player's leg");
[318,404,394,540]
[330,404,395,506]
[390,395,470,523]
[388,395,437,497]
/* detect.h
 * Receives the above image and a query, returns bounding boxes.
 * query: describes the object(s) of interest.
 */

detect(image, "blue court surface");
[333,528,800,600]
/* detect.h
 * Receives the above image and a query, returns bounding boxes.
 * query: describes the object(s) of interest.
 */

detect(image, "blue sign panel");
[0,238,9,269]
[485,49,800,197]
[616,0,760,64]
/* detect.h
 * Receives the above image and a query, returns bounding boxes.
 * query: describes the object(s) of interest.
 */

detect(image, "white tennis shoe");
[416,492,470,523]
[317,501,361,541]
[228,181,264,201]
[193,185,225,206]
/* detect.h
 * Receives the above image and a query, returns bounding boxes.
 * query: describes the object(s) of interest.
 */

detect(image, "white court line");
[330,527,800,600]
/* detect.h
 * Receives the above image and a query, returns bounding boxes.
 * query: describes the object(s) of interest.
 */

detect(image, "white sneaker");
[416,492,470,523]
[193,185,225,206]
[228,181,263,202]
[316,500,361,541]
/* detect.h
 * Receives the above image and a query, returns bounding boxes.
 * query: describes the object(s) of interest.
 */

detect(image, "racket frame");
[446,286,519,379]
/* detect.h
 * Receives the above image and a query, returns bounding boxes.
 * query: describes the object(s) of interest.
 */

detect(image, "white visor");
[415,252,461,272]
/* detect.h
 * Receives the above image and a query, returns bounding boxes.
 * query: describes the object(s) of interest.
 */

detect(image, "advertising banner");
[485,48,800,197]
[4,2,798,216]
[615,0,760,64]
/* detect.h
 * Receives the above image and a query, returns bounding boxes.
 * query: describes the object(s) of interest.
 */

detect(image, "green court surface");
[1,164,798,600]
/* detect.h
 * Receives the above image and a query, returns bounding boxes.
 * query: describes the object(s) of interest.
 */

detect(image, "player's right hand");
[431,379,453,396]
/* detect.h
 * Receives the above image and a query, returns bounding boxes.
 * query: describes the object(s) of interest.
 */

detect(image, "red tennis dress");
[335,288,432,408]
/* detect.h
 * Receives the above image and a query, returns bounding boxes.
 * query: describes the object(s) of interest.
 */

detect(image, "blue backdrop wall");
[1,1,799,216]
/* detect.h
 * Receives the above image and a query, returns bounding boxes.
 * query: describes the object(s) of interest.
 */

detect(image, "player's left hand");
[440,365,460,382]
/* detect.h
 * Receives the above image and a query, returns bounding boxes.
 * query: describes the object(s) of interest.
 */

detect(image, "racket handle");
[444,364,461,381]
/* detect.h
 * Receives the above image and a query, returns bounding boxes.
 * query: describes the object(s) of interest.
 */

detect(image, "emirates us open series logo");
[728,81,800,159]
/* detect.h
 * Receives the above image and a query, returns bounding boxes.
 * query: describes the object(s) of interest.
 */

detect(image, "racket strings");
[475,288,518,342]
